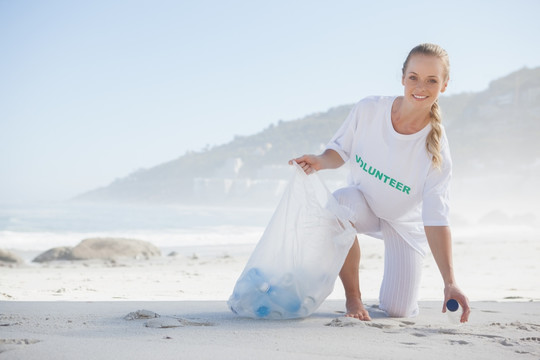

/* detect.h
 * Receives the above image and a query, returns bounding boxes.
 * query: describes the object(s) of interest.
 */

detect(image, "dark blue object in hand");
[446,299,459,312]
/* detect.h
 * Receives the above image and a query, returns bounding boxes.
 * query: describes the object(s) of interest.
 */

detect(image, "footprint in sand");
[145,317,215,328]
[0,339,41,345]
[145,318,182,328]
[365,322,396,329]
[0,339,41,355]
[449,339,470,345]
[499,339,515,347]
[520,337,540,342]
[175,318,215,327]
[124,310,214,328]
[490,321,540,332]
[325,317,365,327]
[124,310,160,320]
[399,320,415,326]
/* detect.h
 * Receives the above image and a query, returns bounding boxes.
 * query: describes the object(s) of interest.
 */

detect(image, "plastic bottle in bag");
[299,296,317,317]
[228,162,357,319]
[232,268,275,318]
[267,273,302,314]
[245,268,270,292]
[252,293,272,318]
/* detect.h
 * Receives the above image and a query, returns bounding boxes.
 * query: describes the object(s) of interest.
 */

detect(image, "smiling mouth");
[413,94,428,99]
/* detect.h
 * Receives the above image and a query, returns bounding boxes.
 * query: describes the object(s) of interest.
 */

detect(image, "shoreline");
[2,232,539,303]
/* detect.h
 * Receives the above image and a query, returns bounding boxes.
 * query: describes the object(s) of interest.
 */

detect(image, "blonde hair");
[402,43,450,168]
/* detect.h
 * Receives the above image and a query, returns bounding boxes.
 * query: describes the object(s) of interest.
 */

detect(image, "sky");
[1,0,539,204]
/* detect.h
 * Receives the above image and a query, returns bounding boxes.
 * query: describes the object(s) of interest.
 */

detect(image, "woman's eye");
[409,76,417,81]
[428,79,438,84]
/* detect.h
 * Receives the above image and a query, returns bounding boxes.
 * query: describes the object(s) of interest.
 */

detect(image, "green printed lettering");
[355,153,411,196]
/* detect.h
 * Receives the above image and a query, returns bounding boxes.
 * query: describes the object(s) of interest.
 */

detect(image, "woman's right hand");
[288,154,323,175]
[289,149,344,174]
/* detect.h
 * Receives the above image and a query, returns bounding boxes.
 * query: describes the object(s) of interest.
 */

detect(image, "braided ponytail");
[428,100,443,168]
[402,43,450,168]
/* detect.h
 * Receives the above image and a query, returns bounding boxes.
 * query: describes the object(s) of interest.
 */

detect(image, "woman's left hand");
[443,283,470,323]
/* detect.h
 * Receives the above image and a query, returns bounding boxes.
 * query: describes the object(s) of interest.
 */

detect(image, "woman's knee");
[333,187,379,233]
[378,233,423,318]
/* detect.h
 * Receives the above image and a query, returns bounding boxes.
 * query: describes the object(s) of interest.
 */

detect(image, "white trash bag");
[228,162,357,319]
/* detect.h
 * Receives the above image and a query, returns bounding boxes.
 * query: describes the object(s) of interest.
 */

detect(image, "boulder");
[0,249,24,264]
[70,238,161,260]
[32,247,74,263]
[32,238,161,262]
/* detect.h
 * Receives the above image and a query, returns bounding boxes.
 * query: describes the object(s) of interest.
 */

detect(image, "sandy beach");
[2,0,539,358]
[1,300,539,359]
[1,223,540,359]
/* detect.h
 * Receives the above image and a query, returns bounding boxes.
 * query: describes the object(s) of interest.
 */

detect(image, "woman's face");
[402,54,448,109]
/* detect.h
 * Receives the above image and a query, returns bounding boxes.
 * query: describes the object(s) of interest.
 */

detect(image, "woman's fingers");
[289,155,316,174]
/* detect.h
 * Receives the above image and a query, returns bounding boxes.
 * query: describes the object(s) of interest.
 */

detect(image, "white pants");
[334,187,423,318]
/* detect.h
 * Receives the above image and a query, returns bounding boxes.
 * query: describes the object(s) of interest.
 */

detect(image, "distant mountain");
[75,67,540,208]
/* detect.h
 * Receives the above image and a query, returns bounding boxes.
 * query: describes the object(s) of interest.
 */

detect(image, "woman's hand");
[288,154,323,174]
[443,283,470,323]
[289,149,344,174]
[425,226,470,323]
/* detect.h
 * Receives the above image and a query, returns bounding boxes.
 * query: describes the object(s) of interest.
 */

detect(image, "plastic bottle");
[446,299,460,324]
[267,273,302,314]
[299,296,317,317]
[242,268,274,318]
[253,294,272,318]
[243,268,270,291]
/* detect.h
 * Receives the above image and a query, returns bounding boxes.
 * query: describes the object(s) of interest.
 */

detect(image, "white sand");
[1,300,539,359]
[1,225,539,359]
[2,225,539,302]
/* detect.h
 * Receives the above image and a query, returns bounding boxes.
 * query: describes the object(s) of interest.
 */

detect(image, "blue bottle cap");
[446,299,459,312]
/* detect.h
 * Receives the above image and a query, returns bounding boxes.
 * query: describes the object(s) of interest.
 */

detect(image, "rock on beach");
[32,247,75,262]
[32,238,161,263]
[0,249,24,265]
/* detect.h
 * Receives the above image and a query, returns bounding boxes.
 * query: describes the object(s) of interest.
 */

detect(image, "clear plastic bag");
[228,162,357,319]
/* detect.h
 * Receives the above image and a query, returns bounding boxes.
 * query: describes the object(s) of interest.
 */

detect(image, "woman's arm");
[425,225,471,323]
[289,149,344,174]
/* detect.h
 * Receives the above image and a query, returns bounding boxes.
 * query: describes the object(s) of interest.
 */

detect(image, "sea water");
[0,202,274,258]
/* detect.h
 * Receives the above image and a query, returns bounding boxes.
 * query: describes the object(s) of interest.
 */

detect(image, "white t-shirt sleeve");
[325,102,360,162]
[422,135,452,226]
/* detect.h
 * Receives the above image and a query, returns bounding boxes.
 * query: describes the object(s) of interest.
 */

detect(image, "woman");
[290,43,470,322]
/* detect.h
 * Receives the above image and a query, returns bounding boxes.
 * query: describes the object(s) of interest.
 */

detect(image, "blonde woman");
[290,43,470,322]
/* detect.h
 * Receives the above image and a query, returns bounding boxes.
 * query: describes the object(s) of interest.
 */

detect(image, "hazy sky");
[1,0,539,204]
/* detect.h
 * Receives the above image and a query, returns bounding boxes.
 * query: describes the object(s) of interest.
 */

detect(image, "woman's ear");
[441,77,449,93]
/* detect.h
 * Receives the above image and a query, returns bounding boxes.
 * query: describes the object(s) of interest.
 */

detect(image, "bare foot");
[345,298,371,321]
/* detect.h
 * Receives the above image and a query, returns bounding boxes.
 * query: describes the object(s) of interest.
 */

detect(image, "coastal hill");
[75,67,540,210]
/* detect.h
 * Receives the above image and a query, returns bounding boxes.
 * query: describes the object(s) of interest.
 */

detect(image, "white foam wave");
[0,226,264,251]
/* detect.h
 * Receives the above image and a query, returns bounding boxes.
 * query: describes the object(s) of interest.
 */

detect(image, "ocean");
[0,202,275,259]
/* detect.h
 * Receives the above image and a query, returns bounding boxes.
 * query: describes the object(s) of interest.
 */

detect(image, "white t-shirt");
[326,96,452,255]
